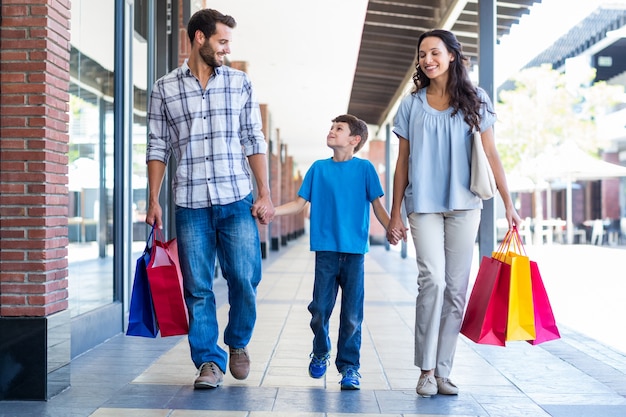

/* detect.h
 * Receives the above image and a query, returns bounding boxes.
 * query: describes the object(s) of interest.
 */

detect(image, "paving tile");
[172,411,247,417]
[272,387,381,414]
[167,386,278,411]
[102,384,183,409]
[376,390,488,415]
[249,411,324,417]
[480,401,552,417]
[90,409,171,417]
[541,405,626,417]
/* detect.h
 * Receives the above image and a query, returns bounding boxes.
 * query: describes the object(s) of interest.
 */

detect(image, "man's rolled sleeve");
[146,86,171,164]
[239,80,267,156]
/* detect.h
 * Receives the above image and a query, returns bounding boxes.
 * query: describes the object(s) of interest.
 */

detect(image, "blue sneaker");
[308,353,330,378]
[340,367,361,390]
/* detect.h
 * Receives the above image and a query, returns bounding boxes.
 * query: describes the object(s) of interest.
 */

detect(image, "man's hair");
[187,9,236,45]
[332,114,368,153]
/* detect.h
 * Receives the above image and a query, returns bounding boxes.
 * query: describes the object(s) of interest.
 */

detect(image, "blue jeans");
[309,251,364,373]
[175,194,262,372]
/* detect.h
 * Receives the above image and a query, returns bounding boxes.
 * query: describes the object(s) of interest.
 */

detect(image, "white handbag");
[470,130,497,200]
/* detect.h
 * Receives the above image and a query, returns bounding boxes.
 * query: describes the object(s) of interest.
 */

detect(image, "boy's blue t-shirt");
[298,157,384,255]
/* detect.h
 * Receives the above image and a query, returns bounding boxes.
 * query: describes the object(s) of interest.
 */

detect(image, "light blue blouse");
[392,87,497,214]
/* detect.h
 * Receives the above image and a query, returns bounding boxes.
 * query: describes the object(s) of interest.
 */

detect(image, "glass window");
[132,1,150,267]
[68,0,115,316]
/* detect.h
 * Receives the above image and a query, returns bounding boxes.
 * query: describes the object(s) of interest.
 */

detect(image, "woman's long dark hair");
[412,29,488,132]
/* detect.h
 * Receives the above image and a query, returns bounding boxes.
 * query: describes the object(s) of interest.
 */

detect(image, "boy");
[266,114,402,390]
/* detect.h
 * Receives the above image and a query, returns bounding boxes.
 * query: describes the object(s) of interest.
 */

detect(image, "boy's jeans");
[309,251,365,372]
[175,194,261,372]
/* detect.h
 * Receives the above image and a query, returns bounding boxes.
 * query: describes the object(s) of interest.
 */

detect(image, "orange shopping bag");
[494,228,536,342]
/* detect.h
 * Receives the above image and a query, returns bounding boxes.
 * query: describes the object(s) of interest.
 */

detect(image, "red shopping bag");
[527,260,560,345]
[460,256,511,346]
[146,228,189,337]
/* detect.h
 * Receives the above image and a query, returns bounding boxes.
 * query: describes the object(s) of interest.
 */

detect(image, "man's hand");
[251,194,275,225]
[145,200,163,229]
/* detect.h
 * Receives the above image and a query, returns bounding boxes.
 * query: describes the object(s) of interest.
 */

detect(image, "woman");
[386,29,521,397]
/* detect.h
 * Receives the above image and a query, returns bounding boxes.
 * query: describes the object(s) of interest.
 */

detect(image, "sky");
[202,0,614,173]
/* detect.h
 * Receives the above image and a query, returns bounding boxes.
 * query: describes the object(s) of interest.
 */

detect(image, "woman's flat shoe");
[416,374,437,396]
[435,376,459,395]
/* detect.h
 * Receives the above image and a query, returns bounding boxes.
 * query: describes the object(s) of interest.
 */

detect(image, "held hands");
[387,227,406,245]
[255,206,269,223]
[386,215,408,245]
[251,194,275,225]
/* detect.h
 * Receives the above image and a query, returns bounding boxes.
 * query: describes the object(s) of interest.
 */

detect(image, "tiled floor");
[2,237,626,417]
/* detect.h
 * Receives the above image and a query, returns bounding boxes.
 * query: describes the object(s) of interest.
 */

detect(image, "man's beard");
[199,43,222,68]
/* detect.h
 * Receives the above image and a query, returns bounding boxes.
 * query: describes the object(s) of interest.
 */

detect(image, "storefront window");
[131,11,150,248]
[68,1,115,316]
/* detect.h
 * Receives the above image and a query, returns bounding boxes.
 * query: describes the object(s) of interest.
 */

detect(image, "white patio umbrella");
[532,143,626,244]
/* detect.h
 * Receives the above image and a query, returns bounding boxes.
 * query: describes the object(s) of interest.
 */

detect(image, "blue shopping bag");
[126,231,159,337]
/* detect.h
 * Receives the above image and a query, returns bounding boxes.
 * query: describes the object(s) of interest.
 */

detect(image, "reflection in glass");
[68,0,115,316]
[67,0,153,318]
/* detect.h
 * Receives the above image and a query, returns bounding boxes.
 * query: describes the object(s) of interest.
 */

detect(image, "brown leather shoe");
[229,347,250,380]
[194,362,224,389]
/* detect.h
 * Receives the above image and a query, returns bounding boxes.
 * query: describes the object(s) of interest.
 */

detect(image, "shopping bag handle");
[152,223,168,243]
[145,222,171,251]
[511,226,526,255]
[493,227,514,260]
[144,223,156,253]
[493,226,526,261]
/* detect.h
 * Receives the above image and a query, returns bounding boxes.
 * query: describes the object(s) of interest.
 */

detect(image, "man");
[145,8,274,389]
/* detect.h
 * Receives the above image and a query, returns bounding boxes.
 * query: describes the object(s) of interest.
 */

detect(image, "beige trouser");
[408,209,481,378]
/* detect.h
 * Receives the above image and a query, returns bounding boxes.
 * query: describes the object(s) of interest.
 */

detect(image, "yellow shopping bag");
[493,229,536,342]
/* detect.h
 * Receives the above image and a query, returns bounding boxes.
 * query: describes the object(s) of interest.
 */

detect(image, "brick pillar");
[0,2,72,400]
[285,155,296,240]
[280,145,291,246]
[366,139,387,244]
[602,152,621,219]
[230,60,248,73]
[227,62,271,257]
[293,171,305,237]
[257,103,271,258]
[602,152,621,243]
[178,0,190,66]
[269,131,282,251]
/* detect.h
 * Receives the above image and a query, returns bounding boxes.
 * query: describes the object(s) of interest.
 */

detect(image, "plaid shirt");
[147,60,267,208]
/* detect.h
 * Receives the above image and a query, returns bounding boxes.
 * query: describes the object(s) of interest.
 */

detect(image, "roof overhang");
[347,0,542,126]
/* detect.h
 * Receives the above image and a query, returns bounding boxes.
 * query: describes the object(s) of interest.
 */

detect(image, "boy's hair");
[187,9,236,45]
[332,114,368,153]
